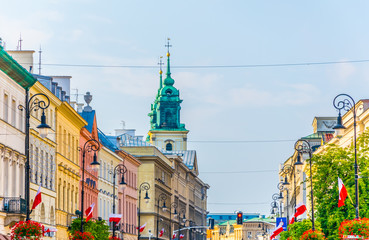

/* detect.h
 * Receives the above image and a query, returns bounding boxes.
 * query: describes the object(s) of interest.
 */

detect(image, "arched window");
[166,142,173,151]
[40,203,45,223]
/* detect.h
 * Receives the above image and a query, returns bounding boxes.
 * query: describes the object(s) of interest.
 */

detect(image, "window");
[166,143,172,151]
[3,93,8,122]
[11,99,16,126]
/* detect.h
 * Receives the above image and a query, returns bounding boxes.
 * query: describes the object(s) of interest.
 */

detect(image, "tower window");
[166,143,173,151]
[165,89,172,95]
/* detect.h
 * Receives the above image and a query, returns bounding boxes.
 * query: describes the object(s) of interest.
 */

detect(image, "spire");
[158,56,164,89]
[164,38,174,86]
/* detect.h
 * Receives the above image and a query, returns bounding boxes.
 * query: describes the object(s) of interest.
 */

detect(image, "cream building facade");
[0,45,37,237]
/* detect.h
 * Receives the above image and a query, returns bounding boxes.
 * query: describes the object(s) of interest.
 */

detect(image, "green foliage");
[69,218,110,240]
[280,219,321,240]
[311,129,369,239]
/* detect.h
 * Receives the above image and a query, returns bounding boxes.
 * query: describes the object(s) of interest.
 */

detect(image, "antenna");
[121,121,125,130]
[38,46,42,75]
[17,33,23,50]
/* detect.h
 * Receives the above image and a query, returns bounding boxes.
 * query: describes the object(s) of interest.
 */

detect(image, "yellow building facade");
[29,81,59,239]
[55,101,86,240]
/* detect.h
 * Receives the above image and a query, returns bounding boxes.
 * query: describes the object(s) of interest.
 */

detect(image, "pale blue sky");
[2,0,369,215]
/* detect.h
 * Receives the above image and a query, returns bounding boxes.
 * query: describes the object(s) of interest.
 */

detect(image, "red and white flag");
[179,234,184,239]
[159,228,164,237]
[109,213,122,225]
[137,223,146,233]
[31,185,42,210]
[172,232,177,239]
[338,177,348,207]
[289,203,307,224]
[85,203,95,222]
[270,222,284,239]
[44,228,57,233]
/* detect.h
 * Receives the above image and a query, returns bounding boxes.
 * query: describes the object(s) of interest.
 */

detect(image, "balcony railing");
[1,197,27,214]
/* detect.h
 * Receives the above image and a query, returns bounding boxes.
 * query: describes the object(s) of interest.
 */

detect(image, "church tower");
[148,39,189,151]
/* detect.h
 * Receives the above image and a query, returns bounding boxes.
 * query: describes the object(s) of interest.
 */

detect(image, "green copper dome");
[148,51,186,131]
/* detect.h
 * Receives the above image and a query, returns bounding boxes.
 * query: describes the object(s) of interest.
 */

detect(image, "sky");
[2,0,369,216]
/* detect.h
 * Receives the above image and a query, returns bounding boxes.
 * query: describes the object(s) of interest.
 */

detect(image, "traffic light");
[237,212,243,225]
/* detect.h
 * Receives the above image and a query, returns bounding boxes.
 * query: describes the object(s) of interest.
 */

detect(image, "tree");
[69,218,110,240]
[280,219,321,240]
[310,129,369,239]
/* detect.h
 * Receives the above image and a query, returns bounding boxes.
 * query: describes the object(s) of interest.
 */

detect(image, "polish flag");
[338,177,348,207]
[85,203,95,222]
[31,185,42,210]
[270,222,284,239]
[179,234,184,239]
[172,232,177,239]
[289,203,307,224]
[44,228,57,233]
[137,223,146,232]
[289,216,295,225]
[109,213,122,225]
[159,228,164,237]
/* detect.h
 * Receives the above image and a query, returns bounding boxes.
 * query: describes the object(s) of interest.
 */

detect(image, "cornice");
[57,102,87,129]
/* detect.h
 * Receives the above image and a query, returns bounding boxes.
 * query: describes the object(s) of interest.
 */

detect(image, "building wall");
[79,128,99,219]
[97,146,120,223]
[0,69,27,235]
[55,102,86,239]
[116,150,140,240]
[29,81,59,239]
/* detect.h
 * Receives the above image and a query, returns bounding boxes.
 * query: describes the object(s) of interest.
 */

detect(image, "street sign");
[276,217,288,231]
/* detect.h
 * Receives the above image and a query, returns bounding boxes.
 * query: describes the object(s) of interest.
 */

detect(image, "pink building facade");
[79,109,100,219]
[116,150,140,240]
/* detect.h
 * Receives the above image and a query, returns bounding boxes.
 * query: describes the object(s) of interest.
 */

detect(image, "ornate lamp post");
[156,193,167,240]
[294,139,315,230]
[22,92,51,221]
[80,139,100,232]
[277,182,289,222]
[110,164,127,238]
[138,182,150,240]
[169,202,178,240]
[333,94,359,219]
[271,193,281,217]
[178,208,186,240]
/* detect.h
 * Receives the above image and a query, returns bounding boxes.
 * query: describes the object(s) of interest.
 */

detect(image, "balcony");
[1,197,26,214]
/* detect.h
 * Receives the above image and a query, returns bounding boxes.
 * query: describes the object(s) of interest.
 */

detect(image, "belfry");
[148,39,189,151]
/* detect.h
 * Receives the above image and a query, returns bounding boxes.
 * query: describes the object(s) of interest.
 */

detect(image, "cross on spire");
[165,38,172,53]
[158,56,164,72]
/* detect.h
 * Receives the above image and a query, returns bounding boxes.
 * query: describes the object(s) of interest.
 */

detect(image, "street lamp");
[80,139,100,232]
[138,182,150,240]
[271,193,281,217]
[169,202,178,240]
[111,164,127,238]
[178,208,186,240]
[277,182,289,223]
[22,92,51,221]
[156,193,167,240]
[333,93,359,219]
[294,139,315,230]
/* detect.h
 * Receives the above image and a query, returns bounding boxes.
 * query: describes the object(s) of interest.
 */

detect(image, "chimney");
[7,50,35,73]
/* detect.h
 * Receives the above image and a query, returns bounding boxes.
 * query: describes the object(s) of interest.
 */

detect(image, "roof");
[0,45,37,89]
[164,150,196,169]
[116,133,153,147]
[244,217,275,223]
[79,110,96,133]
[219,220,237,226]
[98,128,119,152]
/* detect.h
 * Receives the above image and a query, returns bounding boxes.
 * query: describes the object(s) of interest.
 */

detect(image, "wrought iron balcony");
[1,197,27,214]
